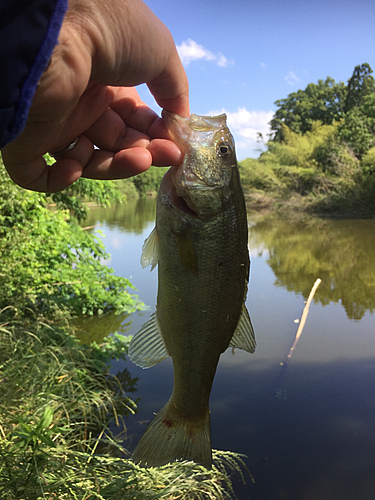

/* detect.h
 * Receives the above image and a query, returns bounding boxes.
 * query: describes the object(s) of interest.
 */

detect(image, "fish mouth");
[171,189,199,218]
[164,167,199,218]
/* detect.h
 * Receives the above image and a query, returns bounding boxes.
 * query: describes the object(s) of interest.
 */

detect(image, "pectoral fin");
[129,313,169,368]
[229,303,256,353]
[173,229,198,276]
[141,226,159,270]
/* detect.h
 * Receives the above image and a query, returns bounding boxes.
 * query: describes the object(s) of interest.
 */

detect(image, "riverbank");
[244,186,375,219]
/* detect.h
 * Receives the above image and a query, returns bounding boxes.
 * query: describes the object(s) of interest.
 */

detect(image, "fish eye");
[217,142,232,157]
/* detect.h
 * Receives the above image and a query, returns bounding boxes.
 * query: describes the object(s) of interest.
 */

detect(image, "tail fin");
[133,401,212,469]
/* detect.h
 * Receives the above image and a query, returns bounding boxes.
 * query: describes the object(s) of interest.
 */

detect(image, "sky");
[138,0,375,160]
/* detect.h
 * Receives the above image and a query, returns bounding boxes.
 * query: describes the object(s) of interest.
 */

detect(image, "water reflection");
[75,197,158,345]
[73,311,133,344]
[84,199,375,322]
[84,196,156,233]
[250,215,375,320]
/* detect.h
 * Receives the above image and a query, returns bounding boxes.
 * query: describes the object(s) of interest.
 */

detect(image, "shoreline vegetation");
[1,61,375,498]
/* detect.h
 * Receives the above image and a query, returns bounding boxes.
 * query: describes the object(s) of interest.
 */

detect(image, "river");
[81,196,375,500]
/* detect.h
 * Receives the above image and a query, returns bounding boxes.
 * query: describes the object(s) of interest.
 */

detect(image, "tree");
[270,77,347,141]
[339,93,375,158]
[344,63,375,112]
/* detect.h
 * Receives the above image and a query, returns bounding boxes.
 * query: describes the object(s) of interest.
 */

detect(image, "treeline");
[240,63,375,214]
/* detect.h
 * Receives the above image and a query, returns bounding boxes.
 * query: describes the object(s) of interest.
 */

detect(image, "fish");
[129,111,256,469]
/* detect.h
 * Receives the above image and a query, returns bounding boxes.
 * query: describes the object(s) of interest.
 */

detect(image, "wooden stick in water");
[286,278,322,362]
[275,279,322,398]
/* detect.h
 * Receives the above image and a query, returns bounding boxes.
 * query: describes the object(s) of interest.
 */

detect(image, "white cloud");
[216,53,232,67]
[285,70,301,86]
[177,39,233,67]
[260,62,267,69]
[209,107,274,159]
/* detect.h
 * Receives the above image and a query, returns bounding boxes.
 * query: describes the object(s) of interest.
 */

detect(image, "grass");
[0,309,251,499]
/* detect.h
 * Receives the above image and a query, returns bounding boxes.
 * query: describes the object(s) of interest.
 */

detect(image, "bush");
[0,159,143,320]
[239,158,283,191]
[361,146,375,173]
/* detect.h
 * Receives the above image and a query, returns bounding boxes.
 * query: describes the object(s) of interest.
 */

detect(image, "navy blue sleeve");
[0,0,68,149]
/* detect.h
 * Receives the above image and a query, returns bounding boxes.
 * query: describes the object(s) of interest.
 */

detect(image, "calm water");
[81,197,375,500]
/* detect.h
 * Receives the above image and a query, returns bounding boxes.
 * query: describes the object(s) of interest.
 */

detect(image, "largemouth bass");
[129,111,255,469]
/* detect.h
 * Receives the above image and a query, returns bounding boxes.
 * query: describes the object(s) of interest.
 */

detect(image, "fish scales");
[129,111,255,469]
[157,176,248,417]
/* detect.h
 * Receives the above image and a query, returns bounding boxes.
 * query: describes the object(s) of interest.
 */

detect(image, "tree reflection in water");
[249,215,375,320]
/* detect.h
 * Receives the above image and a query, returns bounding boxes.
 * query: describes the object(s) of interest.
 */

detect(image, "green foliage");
[132,165,169,196]
[344,63,375,112]
[270,63,375,144]
[12,406,67,451]
[241,122,360,204]
[270,77,347,140]
[115,177,141,198]
[338,93,375,158]
[316,143,359,179]
[361,146,375,173]
[269,121,339,167]
[0,159,143,319]
[239,157,283,191]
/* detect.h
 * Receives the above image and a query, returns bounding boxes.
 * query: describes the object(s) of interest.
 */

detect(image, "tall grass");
[0,310,251,499]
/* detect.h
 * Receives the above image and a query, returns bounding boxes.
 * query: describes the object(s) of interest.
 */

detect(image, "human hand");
[1,0,189,192]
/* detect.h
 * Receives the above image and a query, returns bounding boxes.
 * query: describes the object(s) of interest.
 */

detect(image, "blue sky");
[138,0,375,160]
